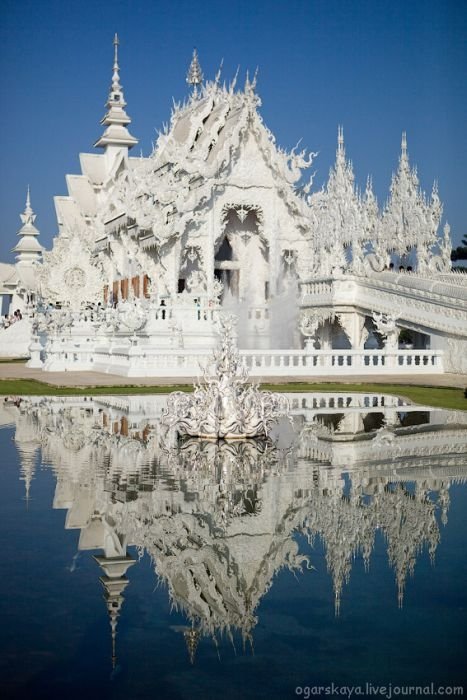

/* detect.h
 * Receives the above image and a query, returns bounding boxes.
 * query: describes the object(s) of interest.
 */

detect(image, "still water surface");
[1,392,466,699]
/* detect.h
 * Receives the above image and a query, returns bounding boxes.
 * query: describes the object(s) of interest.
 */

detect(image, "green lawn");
[0,357,28,363]
[0,378,465,410]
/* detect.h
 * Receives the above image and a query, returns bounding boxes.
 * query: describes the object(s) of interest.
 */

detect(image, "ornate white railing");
[300,279,333,302]
[240,348,443,374]
[39,343,443,377]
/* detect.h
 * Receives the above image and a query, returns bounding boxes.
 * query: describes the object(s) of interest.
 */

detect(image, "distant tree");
[451,234,467,261]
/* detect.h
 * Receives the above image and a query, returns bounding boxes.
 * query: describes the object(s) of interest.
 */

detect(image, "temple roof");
[44,45,448,276]
[151,75,313,185]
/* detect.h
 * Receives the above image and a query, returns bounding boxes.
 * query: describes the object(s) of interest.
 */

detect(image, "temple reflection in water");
[3,392,467,666]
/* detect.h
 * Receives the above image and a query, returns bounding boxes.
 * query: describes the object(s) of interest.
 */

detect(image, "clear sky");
[1,0,466,262]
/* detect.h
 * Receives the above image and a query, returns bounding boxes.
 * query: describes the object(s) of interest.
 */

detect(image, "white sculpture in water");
[162,315,289,438]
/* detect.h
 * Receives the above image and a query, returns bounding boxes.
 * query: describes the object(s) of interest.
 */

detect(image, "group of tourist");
[385,262,413,272]
[1,309,23,329]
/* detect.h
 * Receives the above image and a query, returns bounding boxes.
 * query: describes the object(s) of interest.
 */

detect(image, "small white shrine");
[1,38,466,374]
[0,188,43,357]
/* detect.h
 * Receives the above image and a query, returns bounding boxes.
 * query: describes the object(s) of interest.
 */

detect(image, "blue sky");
[1,0,466,261]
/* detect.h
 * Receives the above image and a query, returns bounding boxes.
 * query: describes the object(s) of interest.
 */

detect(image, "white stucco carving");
[38,235,104,311]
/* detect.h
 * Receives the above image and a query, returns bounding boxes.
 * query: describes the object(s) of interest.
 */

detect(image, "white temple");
[1,38,466,374]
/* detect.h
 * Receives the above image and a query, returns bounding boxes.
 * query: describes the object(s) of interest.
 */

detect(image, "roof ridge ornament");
[252,66,259,91]
[186,48,203,97]
[215,58,224,86]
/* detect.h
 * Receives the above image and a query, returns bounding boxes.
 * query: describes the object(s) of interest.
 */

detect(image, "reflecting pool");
[1,392,466,699]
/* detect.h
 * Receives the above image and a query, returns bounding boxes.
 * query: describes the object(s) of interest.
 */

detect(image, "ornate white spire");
[94,34,138,150]
[311,126,362,256]
[381,133,442,259]
[186,48,203,96]
[12,187,43,264]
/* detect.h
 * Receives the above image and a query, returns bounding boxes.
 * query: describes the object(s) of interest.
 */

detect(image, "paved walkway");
[0,362,466,388]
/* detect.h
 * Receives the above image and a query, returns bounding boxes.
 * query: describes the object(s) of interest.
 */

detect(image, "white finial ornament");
[20,186,36,226]
[336,125,346,166]
[112,33,120,92]
[26,184,31,212]
[338,125,344,151]
[401,131,408,160]
[252,66,259,91]
[186,48,203,96]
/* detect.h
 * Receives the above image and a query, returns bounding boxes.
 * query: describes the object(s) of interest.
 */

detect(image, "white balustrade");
[40,329,444,377]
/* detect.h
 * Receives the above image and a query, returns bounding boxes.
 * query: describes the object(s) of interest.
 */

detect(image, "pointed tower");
[12,188,43,267]
[94,34,138,153]
[186,48,203,96]
[314,127,361,272]
[93,553,136,669]
[381,133,441,260]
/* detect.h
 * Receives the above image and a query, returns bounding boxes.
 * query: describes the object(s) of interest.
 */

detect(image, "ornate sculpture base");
[162,315,289,439]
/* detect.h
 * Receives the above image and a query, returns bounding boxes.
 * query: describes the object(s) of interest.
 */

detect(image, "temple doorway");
[216,205,268,305]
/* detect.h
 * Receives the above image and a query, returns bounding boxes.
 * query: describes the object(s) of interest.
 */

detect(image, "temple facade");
[1,38,466,373]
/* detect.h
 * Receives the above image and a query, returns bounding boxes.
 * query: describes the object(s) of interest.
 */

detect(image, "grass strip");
[0,378,465,410]
[0,358,28,364]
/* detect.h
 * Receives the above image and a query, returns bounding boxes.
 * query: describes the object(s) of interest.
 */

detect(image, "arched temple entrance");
[215,204,268,306]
